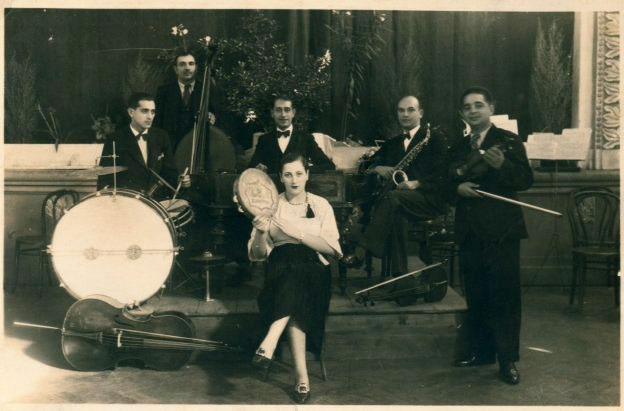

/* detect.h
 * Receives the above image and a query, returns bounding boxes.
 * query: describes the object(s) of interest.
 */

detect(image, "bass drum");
[49,189,177,306]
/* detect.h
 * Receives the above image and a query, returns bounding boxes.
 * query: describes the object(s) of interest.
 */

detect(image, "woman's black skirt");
[257,243,332,355]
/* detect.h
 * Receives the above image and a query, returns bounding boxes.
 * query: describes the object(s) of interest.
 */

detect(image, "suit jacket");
[97,126,178,195]
[448,125,533,242]
[248,128,335,174]
[154,80,206,149]
[369,125,448,196]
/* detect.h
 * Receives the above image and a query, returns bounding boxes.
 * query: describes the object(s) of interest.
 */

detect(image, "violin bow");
[474,189,562,217]
[354,261,445,295]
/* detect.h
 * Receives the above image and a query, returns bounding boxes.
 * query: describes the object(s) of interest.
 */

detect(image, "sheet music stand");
[523,129,592,285]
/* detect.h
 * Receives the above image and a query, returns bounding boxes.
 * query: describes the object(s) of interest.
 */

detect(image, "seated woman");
[248,152,342,404]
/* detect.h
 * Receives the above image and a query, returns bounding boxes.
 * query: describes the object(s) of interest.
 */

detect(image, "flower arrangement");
[157,23,214,66]
[213,12,332,132]
[91,115,116,142]
[37,105,69,151]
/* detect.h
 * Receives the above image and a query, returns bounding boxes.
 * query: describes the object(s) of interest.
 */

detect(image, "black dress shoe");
[251,348,273,380]
[453,355,496,367]
[499,362,520,385]
[292,382,311,404]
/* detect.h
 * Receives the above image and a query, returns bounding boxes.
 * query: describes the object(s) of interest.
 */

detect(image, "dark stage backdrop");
[4,9,573,146]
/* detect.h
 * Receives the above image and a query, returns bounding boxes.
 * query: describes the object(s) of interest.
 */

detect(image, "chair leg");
[611,260,620,307]
[569,255,578,305]
[449,249,455,288]
[320,355,328,381]
[38,251,46,297]
[615,272,620,307]
[381,254,391,278]
[318,344,328,381]
[12,242,22,294]
[578,260,587,309]
[365,251,373,279]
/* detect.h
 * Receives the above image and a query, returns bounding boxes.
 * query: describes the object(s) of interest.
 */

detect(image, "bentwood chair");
[567,188,620,308]
[10,189,80,294]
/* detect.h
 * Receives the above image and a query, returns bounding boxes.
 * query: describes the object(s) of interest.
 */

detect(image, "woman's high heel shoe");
[293,382,311,404]
[251,348,273,380]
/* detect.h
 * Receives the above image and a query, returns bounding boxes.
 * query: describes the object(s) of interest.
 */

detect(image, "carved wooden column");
[592,12,620,170]
[572,12,620,170]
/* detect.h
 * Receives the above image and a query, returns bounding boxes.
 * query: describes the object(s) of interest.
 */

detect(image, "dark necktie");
[182,84,191,107]
[469,133,480,150]
[136,131,145,142]
[403,131,412,150]
[277,130,291,138]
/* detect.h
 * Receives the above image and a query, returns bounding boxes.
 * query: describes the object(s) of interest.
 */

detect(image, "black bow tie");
[136,132,146,141]
[277,130,291,138]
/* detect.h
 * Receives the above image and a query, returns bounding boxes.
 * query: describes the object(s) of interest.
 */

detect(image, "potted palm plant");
[530,18,576,171]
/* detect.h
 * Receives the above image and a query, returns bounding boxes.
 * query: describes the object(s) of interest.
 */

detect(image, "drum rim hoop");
[49,188,177,304]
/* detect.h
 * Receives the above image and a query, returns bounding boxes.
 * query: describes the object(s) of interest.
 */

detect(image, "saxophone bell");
[392,170,409,186]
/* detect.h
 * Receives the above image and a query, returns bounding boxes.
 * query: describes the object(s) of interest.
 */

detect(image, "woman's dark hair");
[280,152,309,173]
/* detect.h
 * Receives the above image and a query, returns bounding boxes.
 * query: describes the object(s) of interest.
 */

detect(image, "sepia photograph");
[1,1,621,407]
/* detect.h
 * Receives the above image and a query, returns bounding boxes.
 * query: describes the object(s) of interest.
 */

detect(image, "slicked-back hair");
[127,92,155,109]
[173,50,198,66]
[459,86,494,106]
[272,95,295,109]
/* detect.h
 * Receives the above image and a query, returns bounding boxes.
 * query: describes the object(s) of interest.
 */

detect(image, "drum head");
[233,168,279,217]
[50,192,175,305]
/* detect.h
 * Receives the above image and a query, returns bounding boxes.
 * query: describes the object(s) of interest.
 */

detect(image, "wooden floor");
[2,284,619,406]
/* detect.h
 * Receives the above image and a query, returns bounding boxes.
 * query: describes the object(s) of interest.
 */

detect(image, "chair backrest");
[567,188,619,248]
[41,189,81,242]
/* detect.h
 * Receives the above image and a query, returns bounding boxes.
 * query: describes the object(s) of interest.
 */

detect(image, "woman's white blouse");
[248,192,342,265]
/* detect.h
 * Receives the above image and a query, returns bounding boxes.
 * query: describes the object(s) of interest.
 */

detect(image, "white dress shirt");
[277,125,294,153]
[130,125,148,164]
[178,81,195,96]
[471,124,492,149]
[403,125,421,151]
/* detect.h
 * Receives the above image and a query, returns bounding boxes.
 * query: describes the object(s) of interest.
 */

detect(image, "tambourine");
[233,168,279,218]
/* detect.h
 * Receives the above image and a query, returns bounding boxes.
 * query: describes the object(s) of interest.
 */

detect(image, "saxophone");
[390,123,432,186]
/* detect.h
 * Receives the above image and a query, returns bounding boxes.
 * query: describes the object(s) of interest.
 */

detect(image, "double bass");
[174,40,237,177]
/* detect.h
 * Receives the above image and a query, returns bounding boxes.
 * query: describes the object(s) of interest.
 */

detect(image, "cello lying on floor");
[14,295,239,371]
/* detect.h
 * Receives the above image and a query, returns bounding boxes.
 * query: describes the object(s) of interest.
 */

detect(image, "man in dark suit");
[248,96,334,174]
[98,92,190,197]
[154,51,216,150]
[449,86,533,385]
[344,95,448,276]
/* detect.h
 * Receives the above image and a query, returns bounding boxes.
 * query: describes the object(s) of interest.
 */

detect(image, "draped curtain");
[5,9,573,145]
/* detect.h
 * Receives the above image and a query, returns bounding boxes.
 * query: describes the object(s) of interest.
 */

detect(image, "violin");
[451,135,516,182]
[15,295,238,371]
[354,261,448,307]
